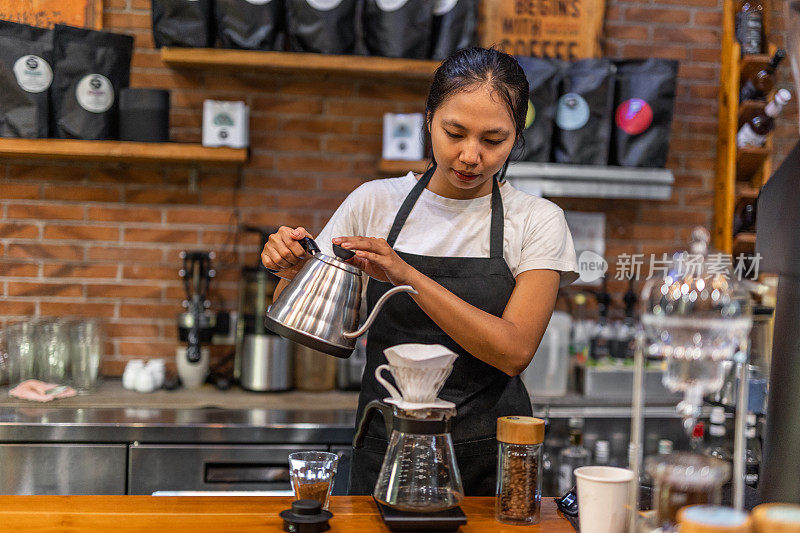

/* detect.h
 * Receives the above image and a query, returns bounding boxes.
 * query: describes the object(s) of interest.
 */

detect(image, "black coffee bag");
[152,0,214,48]
[553,58,616,165]
[0,21,53,138]
[51,24,133,140]
[363,0,434,59]
[513,56,563,162]
[286,0,357,54]
[215,0,283,50]
[610,59,678,168]
[430,0,477,60]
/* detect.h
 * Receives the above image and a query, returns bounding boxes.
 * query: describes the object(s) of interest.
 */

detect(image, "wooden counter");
[0,495,574,532]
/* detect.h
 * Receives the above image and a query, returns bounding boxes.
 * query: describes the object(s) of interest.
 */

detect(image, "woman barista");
[262,47,579,495]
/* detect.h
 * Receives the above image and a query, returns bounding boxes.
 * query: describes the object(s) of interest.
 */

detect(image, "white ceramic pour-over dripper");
[383,343,458,368]
[375,344,458,405]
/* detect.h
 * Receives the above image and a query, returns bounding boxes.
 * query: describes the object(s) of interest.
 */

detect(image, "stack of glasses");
[0,319,104,394]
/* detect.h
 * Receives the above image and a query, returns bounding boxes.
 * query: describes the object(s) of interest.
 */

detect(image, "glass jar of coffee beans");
[495,416,545,525]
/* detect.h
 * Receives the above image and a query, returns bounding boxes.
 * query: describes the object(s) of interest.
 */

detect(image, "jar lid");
[677,505,751,533]
[753,503,800,533]
[496,416,544,444]
[279,499,333,532]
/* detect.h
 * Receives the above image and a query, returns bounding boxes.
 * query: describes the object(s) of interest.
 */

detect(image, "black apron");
[349,166,532,496]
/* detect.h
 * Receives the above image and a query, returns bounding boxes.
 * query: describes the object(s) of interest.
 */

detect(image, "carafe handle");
[343,285,417,339]
[353,400,394,449]
[375,364,402,400]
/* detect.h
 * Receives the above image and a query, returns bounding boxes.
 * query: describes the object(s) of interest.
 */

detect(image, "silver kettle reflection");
[265,237,416,358]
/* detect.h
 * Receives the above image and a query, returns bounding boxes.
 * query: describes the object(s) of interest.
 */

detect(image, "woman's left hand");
[332,236,415,286]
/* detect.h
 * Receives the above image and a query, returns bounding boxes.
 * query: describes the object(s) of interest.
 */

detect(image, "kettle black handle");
[265,236,319,274]
[353,400,393,449]
[299,237,320,256]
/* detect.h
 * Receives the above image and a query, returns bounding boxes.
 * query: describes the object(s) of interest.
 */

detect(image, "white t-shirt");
[316,172,579,287]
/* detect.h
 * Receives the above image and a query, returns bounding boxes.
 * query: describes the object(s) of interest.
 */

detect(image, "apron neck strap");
[386,164,505,260]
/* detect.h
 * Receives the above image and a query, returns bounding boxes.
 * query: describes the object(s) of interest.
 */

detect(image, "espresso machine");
[234,227,292,392]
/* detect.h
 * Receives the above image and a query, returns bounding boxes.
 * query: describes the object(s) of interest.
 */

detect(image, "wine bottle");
[736,0,765,55]
[740,49,786,102]
[736,89,792,148]
[732,197,758,235]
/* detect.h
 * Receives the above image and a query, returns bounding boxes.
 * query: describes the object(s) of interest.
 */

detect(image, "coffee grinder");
[235,227,292,392]
[176,251,217,388]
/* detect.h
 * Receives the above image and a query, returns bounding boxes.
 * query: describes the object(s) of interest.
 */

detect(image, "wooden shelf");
[739,53,771,85]
[379,159,675,200]
[379,159,429,175]
[736,146,769,181]
[735,184,760,200]
[713,4,777,255]
[738,100,766,128]
[733,232,757,255]
[160,47,440,80]
[0,138,247,166]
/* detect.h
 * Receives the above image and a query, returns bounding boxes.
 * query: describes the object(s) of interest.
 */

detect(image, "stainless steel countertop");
[0,406,357,444]
[0,380,358,443]
[0,382,682,444]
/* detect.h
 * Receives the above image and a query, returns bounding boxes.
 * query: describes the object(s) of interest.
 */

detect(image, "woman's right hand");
[261,226,313,280]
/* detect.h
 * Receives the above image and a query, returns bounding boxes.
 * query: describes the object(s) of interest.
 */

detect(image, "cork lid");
[496,416,544,444]
[677,505,751,533]
[752,503,800,533]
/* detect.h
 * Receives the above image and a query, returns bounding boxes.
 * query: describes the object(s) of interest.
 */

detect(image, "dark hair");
[425,47,529,180]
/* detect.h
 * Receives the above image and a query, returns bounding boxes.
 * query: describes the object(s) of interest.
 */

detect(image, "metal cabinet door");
[128,443,318,495]
[0,443,127,495]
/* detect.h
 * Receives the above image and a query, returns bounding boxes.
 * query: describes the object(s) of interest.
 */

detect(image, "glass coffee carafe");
[353,343,464,512]
[355,400,464,512]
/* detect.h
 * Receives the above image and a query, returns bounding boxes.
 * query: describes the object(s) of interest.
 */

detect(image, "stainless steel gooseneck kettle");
[265,237,416,358]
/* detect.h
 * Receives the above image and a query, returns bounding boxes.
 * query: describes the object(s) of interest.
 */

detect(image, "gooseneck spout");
[342,285,417,339]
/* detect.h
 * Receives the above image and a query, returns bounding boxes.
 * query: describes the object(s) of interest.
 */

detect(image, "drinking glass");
[288,451,338,510]
[6,322,36,384]
[69,319,103,393]
[36,320,69,383]
[0,328,8,386]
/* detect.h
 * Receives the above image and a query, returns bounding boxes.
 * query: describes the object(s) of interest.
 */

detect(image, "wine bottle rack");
[713,1,777,255]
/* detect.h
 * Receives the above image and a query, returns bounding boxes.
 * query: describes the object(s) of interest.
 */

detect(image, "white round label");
[306,0,343,10]
[555,93,590,131]
[13,55,53,94]
[376,0,409,12]
[245,0,273,4]
[75,74,114,114]
[433,0,458,16]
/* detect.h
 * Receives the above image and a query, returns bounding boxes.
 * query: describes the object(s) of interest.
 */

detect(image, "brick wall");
[0,0,796,374]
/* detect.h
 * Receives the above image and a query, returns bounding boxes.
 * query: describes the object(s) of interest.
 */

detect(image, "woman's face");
[428,83,517,199]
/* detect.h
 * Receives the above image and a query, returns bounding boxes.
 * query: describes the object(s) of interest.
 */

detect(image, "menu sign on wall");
[0,0,103,30]
[479,0,605,60]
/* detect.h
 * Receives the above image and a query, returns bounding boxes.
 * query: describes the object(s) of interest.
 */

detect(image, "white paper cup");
[575,466,634,533]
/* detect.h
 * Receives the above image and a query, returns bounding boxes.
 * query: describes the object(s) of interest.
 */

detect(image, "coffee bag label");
[556,93,590,131]
[524,99,535,129]
[76,74,115,114]
[376,0,409,12]
[433,0,458,16]
[615,98,653,135]
[306,0,343,10]
[13,55,53,93]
